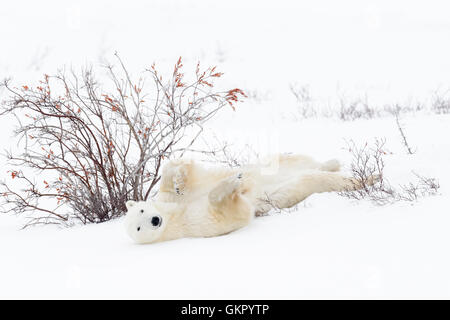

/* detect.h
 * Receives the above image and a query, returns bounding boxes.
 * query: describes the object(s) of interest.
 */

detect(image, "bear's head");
[124,200,179,244]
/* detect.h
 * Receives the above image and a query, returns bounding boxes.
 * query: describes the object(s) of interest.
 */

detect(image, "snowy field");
[1,0,450,299]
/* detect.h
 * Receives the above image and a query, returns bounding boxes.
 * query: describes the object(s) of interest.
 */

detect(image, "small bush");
[289,85,449,120]
[289,83,316,119]
[338,95,378,121]
[431,90,450,114]
[339,139,439,205]
[0,54,246,227]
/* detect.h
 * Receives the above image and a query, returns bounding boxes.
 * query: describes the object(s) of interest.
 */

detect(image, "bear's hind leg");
[255,170,379,214]
[279,154,341,172]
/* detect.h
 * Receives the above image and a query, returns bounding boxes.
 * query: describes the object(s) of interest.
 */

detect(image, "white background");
[0,0,450,299]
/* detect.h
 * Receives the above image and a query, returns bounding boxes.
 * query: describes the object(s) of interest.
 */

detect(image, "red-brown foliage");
[0,54,246,227]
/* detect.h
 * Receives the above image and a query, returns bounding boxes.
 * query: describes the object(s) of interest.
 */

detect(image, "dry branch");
[339,139,439,205]
[0,55,246,226]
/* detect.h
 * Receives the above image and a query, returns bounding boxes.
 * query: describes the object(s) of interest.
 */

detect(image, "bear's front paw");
[173,166,188,195]
[209,175,243,204]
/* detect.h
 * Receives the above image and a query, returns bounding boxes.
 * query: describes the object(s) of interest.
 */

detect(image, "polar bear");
[124,154,378,244]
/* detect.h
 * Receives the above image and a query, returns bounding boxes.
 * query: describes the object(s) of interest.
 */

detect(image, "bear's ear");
[152,201,180,214]
[126,200,137,210]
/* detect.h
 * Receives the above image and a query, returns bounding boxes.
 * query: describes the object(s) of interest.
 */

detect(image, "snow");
[1,0,450,299]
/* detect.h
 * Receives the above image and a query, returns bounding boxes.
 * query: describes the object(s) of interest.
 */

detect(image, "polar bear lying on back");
[124,154,378,244]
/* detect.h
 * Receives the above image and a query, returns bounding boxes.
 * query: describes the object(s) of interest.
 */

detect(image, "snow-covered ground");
[1,0,450,299]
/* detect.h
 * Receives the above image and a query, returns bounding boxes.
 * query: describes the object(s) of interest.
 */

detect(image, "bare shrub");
[289,86,383,121]
[288,85,447,120]
[338,94,379,121]
[339,139,439,205]
[399,173,440,201]
[339,138,394,205]
[384,102,425,116]
[0,54,246,227]
[431,89,450,114]
[289,83,316,118]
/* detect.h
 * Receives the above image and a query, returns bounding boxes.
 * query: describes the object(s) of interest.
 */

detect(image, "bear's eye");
[140,209,144,213]
[151,216,162,227]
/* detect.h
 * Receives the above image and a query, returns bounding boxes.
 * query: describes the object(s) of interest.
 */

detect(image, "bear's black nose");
[151,216,161,227]
[137,227,141,231]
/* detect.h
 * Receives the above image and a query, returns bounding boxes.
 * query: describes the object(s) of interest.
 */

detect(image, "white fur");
[124,154,378,244]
